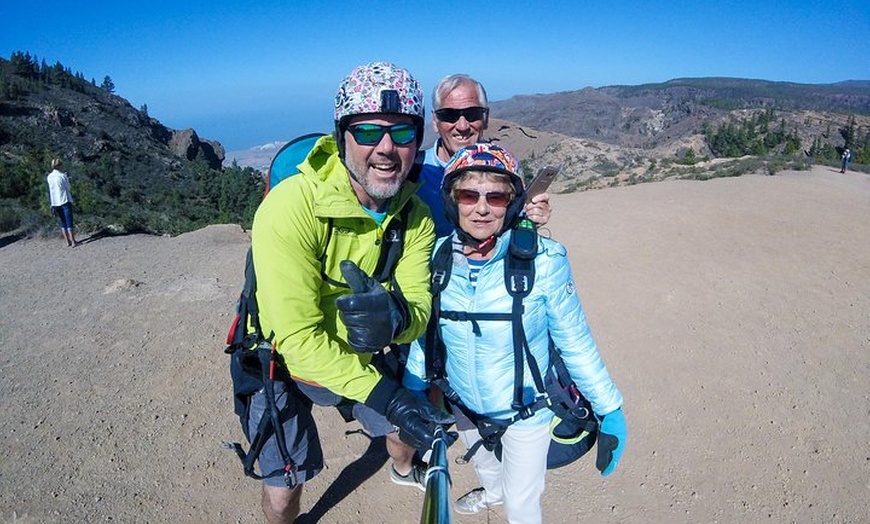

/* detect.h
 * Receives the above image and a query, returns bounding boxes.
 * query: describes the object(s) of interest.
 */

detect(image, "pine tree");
[840,116,857,149]
[101,75,115,93]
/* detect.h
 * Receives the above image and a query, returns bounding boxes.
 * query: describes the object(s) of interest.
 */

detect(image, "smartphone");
[525,165,560,203]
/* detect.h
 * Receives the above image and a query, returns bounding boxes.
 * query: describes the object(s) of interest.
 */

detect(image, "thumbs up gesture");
[335,260,409,352]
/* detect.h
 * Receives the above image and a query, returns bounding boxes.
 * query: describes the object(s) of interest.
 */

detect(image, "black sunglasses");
[434,106,489,124]
[347,123,417,146]
[453,188,513,207]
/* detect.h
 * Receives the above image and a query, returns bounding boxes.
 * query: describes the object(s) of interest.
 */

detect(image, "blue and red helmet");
[441,143,527,242]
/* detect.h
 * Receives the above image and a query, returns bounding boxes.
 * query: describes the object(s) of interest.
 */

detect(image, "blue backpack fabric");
[267,133,326,194]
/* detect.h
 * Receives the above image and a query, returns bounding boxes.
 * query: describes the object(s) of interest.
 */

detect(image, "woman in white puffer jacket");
[403,143,627,524]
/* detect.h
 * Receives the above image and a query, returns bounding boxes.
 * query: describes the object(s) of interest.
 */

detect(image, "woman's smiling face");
[453,172,515,242]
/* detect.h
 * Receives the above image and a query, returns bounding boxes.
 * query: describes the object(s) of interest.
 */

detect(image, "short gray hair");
[432,74,488,110]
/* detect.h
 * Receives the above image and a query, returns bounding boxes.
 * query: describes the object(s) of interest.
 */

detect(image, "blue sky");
[3,1,868,151]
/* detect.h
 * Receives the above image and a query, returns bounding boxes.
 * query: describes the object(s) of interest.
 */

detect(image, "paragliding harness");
[424,219,599,469]
[224,205,412,485]
[223,138,417,486]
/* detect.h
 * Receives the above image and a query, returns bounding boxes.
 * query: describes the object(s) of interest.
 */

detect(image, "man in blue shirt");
[419,74,551,236]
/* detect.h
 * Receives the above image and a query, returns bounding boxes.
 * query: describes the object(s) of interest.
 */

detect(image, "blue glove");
[596,408,626,476]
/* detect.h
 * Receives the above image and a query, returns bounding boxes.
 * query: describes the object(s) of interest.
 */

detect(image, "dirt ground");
[1,165,867,524]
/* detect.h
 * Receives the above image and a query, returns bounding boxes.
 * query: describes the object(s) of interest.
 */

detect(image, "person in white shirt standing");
[46,158,78,247]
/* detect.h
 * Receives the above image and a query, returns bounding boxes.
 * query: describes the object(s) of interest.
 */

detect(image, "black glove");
[335,260,410,352]
[385,388,456,450]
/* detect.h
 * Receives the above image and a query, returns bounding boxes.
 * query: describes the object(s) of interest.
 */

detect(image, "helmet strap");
[475,236,497,254]
[334,122,347,161]
[454,229,497,255]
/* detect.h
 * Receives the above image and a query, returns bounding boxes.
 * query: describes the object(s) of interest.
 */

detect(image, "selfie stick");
[419,426,453,524]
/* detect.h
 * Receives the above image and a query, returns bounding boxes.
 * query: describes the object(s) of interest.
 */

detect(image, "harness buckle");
[432,269,447,287]
[513,403,535,420]
[283,464,298,488]
[509,274,530,294]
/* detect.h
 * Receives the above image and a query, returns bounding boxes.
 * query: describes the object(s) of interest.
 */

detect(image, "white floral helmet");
[334,62,425,154]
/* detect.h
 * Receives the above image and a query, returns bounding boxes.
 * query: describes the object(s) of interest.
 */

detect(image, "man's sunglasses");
[453,188,513,207]
[347,123,417,146]
[434,106,489,124]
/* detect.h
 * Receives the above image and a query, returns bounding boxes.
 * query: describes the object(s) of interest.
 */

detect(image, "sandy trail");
[1,165,867,523]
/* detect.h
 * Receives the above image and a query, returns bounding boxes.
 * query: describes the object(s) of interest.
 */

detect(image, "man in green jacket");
[250,62,454,523]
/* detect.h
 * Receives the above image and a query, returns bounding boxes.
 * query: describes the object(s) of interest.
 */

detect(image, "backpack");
[225,132,328,377]
[424,219,599,470]
[266,133,326,194]
[222,133,413,485]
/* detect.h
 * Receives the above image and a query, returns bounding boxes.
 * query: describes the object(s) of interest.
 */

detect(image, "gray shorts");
[248,380,395,488]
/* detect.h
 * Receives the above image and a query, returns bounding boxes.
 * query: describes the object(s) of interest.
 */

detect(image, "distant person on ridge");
[46,158,78,247]
[840,147,852,173]
[247,62,453,523]
[419,74,552,237]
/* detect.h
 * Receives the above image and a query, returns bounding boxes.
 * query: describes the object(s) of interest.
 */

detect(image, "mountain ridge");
[2,49,866,237]
[489,77,870,149]
[228,77,869,193]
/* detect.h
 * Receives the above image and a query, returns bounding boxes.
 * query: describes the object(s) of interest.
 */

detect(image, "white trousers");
[459,423,551,524]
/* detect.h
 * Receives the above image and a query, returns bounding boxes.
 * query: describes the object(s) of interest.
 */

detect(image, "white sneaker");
[389,464,426,492]
[454,487,503,515]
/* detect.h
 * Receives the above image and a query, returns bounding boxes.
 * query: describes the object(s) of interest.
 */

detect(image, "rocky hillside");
[490,78,870,148]
[485,78,870,191]
[4,49,867,238]
[0,52,262,237]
